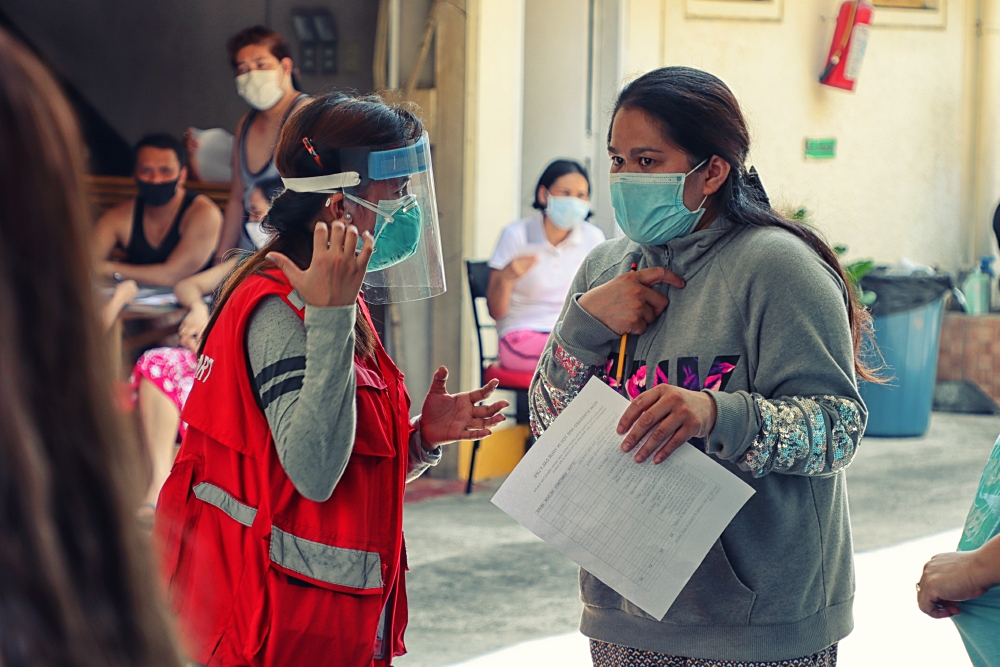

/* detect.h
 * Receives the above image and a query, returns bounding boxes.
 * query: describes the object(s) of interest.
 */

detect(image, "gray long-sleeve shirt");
[246,295,439,502]
[530,217,866,661]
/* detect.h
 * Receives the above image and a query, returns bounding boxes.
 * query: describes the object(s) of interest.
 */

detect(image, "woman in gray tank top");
[235,92,310,249]
[214,26,312,260]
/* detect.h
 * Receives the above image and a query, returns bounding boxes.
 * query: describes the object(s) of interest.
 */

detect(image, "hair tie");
[302,137,324,168]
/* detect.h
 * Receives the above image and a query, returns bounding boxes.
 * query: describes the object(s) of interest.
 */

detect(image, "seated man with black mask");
[94,133,222,286]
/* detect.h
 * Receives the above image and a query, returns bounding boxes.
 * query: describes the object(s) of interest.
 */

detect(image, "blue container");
[859,298,945,437]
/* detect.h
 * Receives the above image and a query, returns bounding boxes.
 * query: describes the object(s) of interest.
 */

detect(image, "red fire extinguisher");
[820,1,874,91]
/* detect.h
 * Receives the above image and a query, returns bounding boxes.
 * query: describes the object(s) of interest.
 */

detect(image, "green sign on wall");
[804,138,837,160]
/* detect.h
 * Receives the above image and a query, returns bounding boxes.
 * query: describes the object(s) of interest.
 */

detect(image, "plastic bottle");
[963,256,994,315]
[985,256,997,311]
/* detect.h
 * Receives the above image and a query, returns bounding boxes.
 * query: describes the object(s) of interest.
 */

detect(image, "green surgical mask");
[350,193,422,272]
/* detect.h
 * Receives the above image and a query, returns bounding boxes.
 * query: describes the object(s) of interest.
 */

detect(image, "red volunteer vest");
[154,269,412,666]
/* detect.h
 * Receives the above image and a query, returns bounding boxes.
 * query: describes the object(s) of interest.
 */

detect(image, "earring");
[325,197,332,207]
[344,213,352,221]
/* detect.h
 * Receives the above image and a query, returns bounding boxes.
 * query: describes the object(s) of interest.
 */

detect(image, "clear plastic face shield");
[281,132,446,304]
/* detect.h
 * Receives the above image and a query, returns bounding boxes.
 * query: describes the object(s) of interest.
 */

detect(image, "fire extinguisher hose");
[820,1,859,83]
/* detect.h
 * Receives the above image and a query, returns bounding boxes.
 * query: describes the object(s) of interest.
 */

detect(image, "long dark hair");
[612,66,878,382]
[202,92,425,357]
[0,28,181,667]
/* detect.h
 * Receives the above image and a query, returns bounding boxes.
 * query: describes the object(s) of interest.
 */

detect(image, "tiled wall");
[937,313,1000,403]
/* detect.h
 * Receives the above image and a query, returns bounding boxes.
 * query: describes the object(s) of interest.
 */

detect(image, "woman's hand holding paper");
[617,385,718,464]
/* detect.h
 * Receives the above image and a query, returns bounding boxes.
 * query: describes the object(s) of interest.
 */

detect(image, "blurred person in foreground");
[487,159,605,373]
[918,434,1000,666]
[0,27,181,667]
[93,133,222,286]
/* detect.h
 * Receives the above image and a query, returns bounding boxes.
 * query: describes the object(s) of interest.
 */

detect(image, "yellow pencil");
[615,263,638,387]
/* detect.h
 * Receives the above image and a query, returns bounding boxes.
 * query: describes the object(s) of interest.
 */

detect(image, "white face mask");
[235,69,285,111]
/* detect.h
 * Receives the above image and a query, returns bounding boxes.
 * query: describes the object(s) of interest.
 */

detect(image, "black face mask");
[136,178,179,207]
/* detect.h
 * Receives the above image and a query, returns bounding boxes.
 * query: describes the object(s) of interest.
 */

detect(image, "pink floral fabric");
[129,347,197,439]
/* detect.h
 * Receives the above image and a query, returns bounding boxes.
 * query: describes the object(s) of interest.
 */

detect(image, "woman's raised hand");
[420,367,508,448]
[267,221,375,308]
[617,384,717,464]
[577,266,685,335]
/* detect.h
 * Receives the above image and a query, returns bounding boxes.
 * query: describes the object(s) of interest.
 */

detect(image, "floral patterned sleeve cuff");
[529,343,607,438]
[710,390,864,477]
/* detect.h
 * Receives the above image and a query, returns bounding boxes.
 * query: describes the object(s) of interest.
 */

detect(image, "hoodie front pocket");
[658,540,756,625]
[581,540,757,624]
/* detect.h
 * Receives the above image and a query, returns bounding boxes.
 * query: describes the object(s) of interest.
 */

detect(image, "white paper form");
[491,376,755,620]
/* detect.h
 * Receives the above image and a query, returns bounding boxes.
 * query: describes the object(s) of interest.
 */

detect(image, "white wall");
[622,0,662,79]
[520,0,591,220]
[470,0,526,260]
[638,0,979,270]
[975,0,1000,260]
[519,0,625,238]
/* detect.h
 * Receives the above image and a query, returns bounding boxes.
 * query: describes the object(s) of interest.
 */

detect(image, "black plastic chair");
[465,260,532,494]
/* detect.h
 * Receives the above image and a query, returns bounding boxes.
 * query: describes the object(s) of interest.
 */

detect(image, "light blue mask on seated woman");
[610,158,707,245]
[545,194,591,230]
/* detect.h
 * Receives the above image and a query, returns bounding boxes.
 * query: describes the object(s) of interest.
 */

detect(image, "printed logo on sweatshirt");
[606,355,740,400]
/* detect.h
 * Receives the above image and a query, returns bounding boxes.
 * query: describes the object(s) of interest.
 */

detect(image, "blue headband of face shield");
[365,134,430,181]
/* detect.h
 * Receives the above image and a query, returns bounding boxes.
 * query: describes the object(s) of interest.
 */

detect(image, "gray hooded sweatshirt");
[530,216,866,662]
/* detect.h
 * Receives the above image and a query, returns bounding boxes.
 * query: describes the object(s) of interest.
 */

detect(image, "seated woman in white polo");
[487,159,606,374]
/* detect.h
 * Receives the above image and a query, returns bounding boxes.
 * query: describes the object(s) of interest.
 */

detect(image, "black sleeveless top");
[125,189,200,266]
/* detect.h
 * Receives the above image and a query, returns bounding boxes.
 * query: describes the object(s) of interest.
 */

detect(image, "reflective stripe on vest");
[269,526,383,590]
[193,482,258,527]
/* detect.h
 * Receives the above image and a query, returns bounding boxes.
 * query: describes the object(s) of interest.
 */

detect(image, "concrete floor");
[398,480,581,666]
[441,529,979,667]
[396,412,1000,667]
[847,412,1000,551]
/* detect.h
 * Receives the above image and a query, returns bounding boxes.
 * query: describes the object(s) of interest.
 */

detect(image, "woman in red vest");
[154,93,507,667]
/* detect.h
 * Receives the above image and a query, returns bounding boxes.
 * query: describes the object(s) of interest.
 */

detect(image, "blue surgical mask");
[349,193,422,272]
[545,193,590,230]
[609,159,708,246]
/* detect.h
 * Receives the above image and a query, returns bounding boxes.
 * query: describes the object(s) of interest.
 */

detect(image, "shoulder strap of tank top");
[171,190,199,231]
[128,196,146,251]
[238,109,259,182]
[158,190,199,252]
[177,189,198,217]
[239,95,310,187]
[281,93,311,125]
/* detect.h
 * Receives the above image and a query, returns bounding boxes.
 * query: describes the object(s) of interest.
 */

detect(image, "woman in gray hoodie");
[531,67,874,666]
